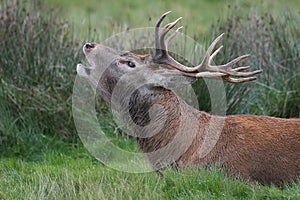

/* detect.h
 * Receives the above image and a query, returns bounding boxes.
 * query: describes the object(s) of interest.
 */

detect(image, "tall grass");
[207,6,300,117]
[0,0,82,157]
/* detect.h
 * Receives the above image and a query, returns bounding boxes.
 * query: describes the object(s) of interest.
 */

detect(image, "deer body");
[128,86,300,186]
[77,12,300,186]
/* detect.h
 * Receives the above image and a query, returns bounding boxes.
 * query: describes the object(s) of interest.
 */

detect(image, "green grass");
[0,0,300,199]
[199,9,300,117]
[1,146,300,199]
[44,0,300,38]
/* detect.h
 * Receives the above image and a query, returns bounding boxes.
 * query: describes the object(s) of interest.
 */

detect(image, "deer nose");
[83,43,95,53]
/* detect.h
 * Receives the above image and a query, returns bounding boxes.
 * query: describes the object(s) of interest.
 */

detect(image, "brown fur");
[136,89,300,186]
[77,43,300,187]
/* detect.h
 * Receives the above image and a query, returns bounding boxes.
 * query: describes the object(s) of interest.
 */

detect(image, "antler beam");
[153,11,262,83]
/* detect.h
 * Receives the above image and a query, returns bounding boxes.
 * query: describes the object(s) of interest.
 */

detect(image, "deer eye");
[127,61,136,68]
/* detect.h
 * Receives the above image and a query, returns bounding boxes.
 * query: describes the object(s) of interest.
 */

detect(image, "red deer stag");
[76,11,300,186]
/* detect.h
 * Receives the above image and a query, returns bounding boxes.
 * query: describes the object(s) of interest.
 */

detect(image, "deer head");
[77,11,262,106]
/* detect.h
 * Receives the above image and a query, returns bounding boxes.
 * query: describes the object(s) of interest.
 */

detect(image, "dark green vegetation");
[0,0,81,158]
[0,0,299,199]
[198,9,300,117]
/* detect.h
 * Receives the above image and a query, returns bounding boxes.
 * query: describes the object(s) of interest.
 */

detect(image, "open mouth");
[76,63,93,76]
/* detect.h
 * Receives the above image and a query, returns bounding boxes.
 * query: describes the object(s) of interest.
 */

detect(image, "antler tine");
[160,17,182,52]
[232,66,251,72]
[188,33,263,82]
[228,69,263,77]
[153,12,197,72]
[220,54,250,70]
[156,11,172,27]
[195,33,224,72]
[209,45,223,64]
[206,53,262,77]
[155,11,172,54]
[223,76,258,83]
[165,26,183,48]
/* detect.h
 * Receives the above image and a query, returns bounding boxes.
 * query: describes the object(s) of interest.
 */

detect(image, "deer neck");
[130,87,201,152]
[127,87,225,169]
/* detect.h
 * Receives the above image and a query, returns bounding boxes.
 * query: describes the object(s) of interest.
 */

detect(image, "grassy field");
[2,146,300,199]
[46,0,300,38]
[0,0,300,199]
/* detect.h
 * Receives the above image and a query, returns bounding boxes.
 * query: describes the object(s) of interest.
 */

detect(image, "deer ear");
[77,64,92,78]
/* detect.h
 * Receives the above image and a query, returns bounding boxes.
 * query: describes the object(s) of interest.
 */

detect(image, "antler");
[153,11,263,83]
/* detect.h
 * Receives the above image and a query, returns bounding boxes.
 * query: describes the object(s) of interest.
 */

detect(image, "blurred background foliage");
[0,0,299,158]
